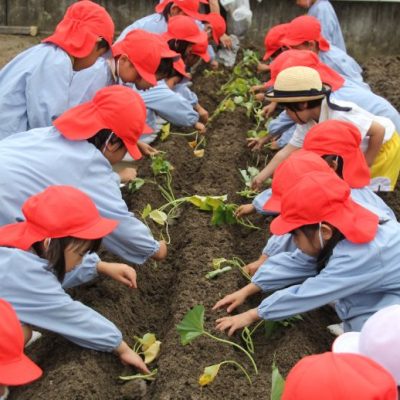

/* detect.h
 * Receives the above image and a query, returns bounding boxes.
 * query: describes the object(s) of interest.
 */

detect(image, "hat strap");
[326,92,352,112]
[273,88,327,98]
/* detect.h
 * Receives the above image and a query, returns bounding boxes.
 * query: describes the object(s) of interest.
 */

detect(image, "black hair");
[96,38,110,52]
[162,3,174,20]
[292,223,345,273]
[167,39,191,59]
[32,237,102,283]
[322,154,344,179]
[157,57,175,79]
[284,98,323,112]
[87,128,124,152]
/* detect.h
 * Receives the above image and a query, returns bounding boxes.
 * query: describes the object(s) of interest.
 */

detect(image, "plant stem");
[203,332,258,374]
[219,360,252,385]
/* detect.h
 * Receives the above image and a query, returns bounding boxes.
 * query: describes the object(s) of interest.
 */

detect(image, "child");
[0,186,149,375]
[0,85,167,266]
[118,0,205,39]
[252,49,400,149]
[282,352,398,400]
[257,23,288,73]
[280,15,367,89]
[70,29,179,108]
[0,300,43,400]
[296,0,346,52]
[333,305,400,386]
[214,171,400,334]
[0,1,114,140]
[252,66,400,191]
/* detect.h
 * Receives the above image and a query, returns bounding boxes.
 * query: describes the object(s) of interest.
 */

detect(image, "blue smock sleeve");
[252,249,317,292]
[268,110,296,136]
[263,234,297,257]
[252,188,272,214]
[62,252,100,289]
[85,153,160,264]
[139,81,199,127]
[257,239,384,324]
[0,250,122,352]
[174,82,199,106]
[25,47,73,130]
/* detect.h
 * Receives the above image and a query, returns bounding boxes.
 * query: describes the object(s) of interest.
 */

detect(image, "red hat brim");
[271,196,378,244]
[262,194,281,213]
[0,354,43,386]
[162,28,208,45]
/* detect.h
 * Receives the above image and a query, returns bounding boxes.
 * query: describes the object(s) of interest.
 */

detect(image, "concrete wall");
[0,0,398,60]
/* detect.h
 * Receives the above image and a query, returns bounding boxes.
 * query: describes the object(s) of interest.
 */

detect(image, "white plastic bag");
[221,0,253,37]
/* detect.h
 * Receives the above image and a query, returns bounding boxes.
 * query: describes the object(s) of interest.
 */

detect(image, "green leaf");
[176,305,205,345]
[212,258,228,269]
[271,362,285,400]
[151,153,174,175]
[141,204,152,219]
[160,123,171,141]
[186,195,227,211]
[128,178,145,193]
[149,210,168,226]
[233,96,244,105]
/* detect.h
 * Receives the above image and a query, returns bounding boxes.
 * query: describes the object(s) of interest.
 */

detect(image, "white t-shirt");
[289,98,396,151]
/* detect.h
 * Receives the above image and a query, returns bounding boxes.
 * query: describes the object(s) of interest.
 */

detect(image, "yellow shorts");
[370,132,400,191]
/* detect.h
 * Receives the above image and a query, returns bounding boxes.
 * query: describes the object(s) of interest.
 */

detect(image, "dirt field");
[2,35,400,399]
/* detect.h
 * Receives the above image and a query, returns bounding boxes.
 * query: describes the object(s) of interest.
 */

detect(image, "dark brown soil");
[8,50,400,400]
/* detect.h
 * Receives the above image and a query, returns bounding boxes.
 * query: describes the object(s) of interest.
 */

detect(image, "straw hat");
[265,66,330,102]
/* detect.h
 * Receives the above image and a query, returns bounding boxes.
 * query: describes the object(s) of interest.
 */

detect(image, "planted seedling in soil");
[176,305,258,379]
[128,178,145,194]
[206,257,251,281]
[270,360,285,400]
[237,166,260,198]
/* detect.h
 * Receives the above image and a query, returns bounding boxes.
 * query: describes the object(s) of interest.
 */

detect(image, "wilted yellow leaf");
[139,333,156,351]
[188,140,198,149]
[144,341,161,364]
[193,149,205,158]
[198,364,221,386]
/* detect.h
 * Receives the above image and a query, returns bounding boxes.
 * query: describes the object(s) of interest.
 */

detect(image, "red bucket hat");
[173,58,191,78]
[162,15,208,44]
[304,120,371,188]
[281,15,330,52]
[191,40,211,62]
[156,0,207,20]
[282,352,398,400]
[263,150,333,213]
[0,186,118,251]
[0,299,43,386]
[263,23,288,61]
[113,30,178,85]
[270,171,379,243]
[54,86,151,160]
[43,0,114,58]
[201,13,226,44]
[265,49,344,90]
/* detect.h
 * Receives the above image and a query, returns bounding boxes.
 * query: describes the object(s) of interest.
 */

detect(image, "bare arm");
[365,121,385,167]
[209,0,220,13]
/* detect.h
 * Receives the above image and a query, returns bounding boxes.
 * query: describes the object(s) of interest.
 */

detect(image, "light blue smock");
[0,127,160,265]
[252,217,400,332]
[268,78,400,146]
[137,79,199,142]
[319,45,368,89]
[308,0,346,52]
[0,248,122,351]
[259,187,396,257]
[0,43,73,140]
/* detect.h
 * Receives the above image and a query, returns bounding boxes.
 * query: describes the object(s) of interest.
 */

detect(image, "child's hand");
[97,262,137,289]
[243,255,268,277]
[116,341,150,374]
[213,290,248,313]
[251,173,266,191]
[257,63,271,73]
[195,122,207,135]
[254,93,265,102]
[246,136,269,152]
[210,60,219,70]
[220,34,233,49]
[118,167,137,184]
[235,204,255,218]
[262,102,277,118]
[215,309,261,336]
[196,104,209,123]
[137,141,159,157]
[250,84,265,94]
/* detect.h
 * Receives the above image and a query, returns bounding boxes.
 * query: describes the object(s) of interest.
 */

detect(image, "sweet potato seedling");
[206,257,251,280]
[176,305,258,375]
[270,361,285,400]
[128,178,145,194]
[132,333,162,364]
[237,166,260,198]
[199,360,252,387]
